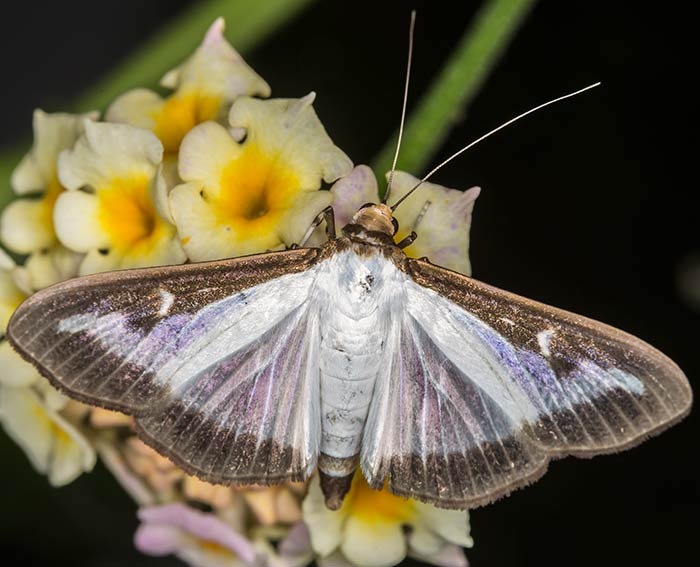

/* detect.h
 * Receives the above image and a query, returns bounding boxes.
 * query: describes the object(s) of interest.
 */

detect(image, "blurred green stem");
[373,0,536,193]
[1,0,315,207]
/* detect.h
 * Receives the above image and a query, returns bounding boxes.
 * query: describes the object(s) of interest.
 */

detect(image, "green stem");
[373,0,536,194]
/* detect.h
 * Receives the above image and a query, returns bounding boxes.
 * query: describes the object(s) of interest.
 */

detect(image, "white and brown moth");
[4,13,693,509]
[6,194,693,510]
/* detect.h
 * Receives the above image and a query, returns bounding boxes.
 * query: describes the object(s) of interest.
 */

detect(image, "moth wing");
[9,249,323,484]
[361,259,691,509]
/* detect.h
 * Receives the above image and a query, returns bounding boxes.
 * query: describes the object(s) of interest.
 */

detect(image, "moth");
[5,13,693,508]
[7,196,693,510]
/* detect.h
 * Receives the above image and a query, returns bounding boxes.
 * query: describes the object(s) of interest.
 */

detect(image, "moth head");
[348,203,398,237]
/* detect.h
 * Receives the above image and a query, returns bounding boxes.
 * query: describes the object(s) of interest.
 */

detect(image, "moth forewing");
[7,248,325,484]
[360,255,691,510]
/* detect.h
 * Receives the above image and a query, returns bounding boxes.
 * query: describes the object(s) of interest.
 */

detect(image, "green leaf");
[373,0,536,195]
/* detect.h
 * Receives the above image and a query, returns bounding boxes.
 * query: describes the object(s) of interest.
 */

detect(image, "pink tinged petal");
[330,165,380,230]
[408,543,469,567]
[137,503,258,564]
[278,522,315,567]
[388,171,480,275]
[280,522,312,556]
[134,523,184,556]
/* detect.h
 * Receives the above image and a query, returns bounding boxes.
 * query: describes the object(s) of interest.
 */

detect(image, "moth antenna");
[390,81,602,211]
[383,10,417,204]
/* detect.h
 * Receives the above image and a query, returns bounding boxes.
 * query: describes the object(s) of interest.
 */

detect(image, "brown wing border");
[7,247,321,415]
[380,258,693,509]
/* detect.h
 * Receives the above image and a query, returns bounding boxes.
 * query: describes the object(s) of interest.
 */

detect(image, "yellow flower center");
[343,472,415,525]
[213,143,300,239]
[153,91,221,155]
[199,539,237,558]
[97,174,162,252]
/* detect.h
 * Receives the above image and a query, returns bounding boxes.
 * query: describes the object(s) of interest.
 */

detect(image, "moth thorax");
[348,203,395,236]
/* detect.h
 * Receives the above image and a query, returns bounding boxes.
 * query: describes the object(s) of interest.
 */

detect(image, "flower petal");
[177,120,241,187]
[409,543,469,567]
[229,94,353,187]
[387,171,480,275]
[11,109,97,195]
[19,245,83,291]
[278,190,334,246]
[0,266,26,333]
[58,121,162,191]
[330,165,380,230]
[0,341,38,387]
[0,198,55,253]
[134,523,184,556]
[341,514,407,567]
[171,180,284,261]
[53,191,108,252]
[302,475,346,557]
[137,503,258,564]
[104,88,163,129]
[0,385,95,486]
[412,502,474,549]
[161,17,270,100]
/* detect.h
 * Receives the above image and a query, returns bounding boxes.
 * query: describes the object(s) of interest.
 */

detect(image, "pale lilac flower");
[135,503,259,567]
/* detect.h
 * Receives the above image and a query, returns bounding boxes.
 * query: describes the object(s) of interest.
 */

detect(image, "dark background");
[1,1,696,566]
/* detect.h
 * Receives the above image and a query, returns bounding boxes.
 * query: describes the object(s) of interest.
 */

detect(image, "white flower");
[54,120,186,274]
[170,93,352,260]
[328,166,480,275]
[0,110,92,290]
[0,385,96,486]
[106,18,270,187]
[303,473,472,567]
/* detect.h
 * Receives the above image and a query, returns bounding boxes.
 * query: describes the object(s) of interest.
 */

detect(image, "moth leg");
[297,205,336,247]
[397,231,417,249]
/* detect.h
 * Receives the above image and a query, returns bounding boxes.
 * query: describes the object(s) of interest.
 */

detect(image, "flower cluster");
[0,18,479,567]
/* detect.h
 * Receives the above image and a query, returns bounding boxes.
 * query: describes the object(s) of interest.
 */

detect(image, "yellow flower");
[0,110,91,290]
[328,166,480,275]
[0,384,96,486]
[303,472,472,567]
[170,93,353,261]
[0,250,37,387]
[54,121,186,275]
[106,18,270,187]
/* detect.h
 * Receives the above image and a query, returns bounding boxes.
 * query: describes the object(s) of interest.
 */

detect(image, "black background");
[0,1,696,566]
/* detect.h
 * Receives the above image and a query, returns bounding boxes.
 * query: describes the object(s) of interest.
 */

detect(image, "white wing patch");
[157,289,175,316]
[537,329,555,357]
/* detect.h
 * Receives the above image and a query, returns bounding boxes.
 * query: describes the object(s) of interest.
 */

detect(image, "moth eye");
[98,248,109,256]
[360,202,376,210]
[392,217,399,235]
